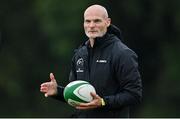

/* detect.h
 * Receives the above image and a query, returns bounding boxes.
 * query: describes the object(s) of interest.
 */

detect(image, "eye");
[84,20,91,24]
[94,19,102,23]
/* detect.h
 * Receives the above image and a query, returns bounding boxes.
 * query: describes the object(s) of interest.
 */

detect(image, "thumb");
[50,73,56,82]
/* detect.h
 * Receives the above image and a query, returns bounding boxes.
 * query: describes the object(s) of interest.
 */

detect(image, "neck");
[89,38,95,48]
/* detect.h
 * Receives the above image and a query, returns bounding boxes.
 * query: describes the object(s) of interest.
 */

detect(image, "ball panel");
[63,80,96,107]
[66,80,88,88]
[73,84,96,102]
[64,82,88,103]
[67,99,81,107]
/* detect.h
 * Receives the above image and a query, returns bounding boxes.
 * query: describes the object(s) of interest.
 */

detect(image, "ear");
[106,18,111,27]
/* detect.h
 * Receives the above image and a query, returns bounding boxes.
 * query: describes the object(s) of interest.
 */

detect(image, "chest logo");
[96,60,107,63]
[77,58,84,66]
[76,68,84,73]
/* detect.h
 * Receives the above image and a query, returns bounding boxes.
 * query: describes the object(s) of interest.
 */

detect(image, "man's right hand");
[40,73,58,97]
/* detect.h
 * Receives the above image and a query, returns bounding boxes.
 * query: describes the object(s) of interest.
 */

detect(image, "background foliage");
[0,0,180,117]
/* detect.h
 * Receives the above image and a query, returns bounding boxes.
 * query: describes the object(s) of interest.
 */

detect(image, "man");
[40,4,142,117]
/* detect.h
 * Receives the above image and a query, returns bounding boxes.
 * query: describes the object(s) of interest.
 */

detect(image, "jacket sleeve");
[69,54,77,82]
[51,85,66,102]
[103,49,142,109]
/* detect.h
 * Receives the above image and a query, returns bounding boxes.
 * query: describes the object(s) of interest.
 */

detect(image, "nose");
[89,22,95,27]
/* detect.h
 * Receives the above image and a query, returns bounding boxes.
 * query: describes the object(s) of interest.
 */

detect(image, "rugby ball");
[63,80,96,107]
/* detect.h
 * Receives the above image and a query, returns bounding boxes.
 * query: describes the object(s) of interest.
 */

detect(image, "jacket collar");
[84,24,122,48]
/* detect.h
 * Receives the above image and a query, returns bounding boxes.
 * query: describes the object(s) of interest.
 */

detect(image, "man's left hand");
[75,92,102,110]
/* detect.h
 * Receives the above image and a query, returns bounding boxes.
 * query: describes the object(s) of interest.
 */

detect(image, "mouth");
[88,31,97,33]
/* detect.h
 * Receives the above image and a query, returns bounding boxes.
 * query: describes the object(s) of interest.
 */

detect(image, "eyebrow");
[84,18,102,22]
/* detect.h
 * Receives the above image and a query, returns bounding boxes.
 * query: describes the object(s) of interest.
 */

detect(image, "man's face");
[84,11,110,39]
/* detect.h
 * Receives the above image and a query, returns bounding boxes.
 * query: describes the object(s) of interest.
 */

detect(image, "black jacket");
[55,24,142,117]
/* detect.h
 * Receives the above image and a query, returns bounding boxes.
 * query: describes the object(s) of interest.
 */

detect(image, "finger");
[90,92,101,99]
[41,82,49,87]
[78,101,97,107]
[76,105,95,110]
[90,92,96,97]
[75,103,90,109]
[76,106,89,110]
[50,73,55,82]
[78,102,90,107]
[40,87,48,92]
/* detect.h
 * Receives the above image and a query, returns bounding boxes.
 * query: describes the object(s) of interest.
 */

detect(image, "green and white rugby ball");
[63,80,96,107]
